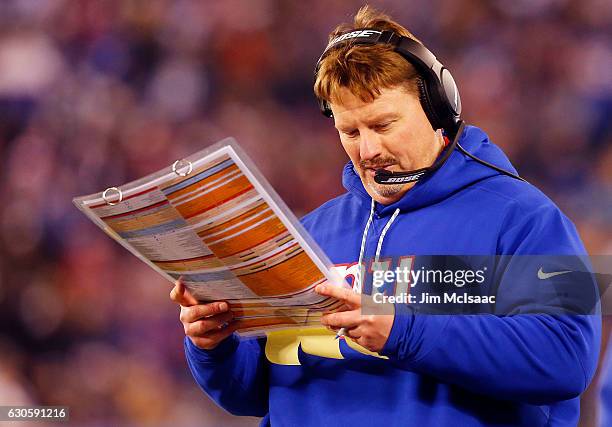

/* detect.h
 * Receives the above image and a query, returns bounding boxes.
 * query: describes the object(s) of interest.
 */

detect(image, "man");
[171,6,600,426]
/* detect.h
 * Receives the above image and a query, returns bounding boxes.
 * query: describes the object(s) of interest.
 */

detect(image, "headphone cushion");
[417,77,442,130]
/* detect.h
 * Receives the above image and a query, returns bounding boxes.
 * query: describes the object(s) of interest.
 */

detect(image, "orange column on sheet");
[197,202,269,238]
[152,255,225,272]
[166,163,240,200]
[237,251,326,297]
[174,175,253,219]
[233,316,299,333]
[206,216,287,257]
[104,203,177,233]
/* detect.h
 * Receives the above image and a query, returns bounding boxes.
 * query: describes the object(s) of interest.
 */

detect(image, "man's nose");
[359,129,383,161]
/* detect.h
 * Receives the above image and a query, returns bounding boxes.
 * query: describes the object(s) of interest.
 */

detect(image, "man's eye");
[375,123,391,132]
[345,130,359,139]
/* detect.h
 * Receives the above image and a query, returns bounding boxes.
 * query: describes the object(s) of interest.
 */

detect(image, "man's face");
[330,86,443,205]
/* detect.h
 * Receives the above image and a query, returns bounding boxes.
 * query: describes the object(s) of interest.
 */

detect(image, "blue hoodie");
[184,126,601,426]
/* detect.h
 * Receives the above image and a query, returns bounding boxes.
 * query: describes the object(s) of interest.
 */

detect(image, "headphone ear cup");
[320,98,333,117]
[417,77,442,130]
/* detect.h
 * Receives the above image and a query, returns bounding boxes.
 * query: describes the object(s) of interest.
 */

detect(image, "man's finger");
[320,310,361,329]
[170,278,199,307]
[186,311,234,337]
[189,322,238,350]
[322,301,352,316]
[343,327,363,340]
[180,301,230,324]
[315,284,361,307]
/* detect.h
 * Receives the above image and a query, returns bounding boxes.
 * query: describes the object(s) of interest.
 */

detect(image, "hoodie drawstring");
[355,199,400,293]
[375,208,400,262]
[355,199,375,294]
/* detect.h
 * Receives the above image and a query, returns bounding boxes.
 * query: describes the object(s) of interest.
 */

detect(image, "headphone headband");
[314,28,462,137]
[313,28,527,185]
[323,29,389,54]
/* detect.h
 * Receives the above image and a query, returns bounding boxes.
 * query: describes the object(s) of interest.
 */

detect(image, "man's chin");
[363,176,408,203]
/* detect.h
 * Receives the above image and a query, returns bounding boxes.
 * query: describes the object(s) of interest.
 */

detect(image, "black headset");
[314,29,526,184]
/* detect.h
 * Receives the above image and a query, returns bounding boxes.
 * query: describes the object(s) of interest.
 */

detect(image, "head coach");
[171,6,601,426]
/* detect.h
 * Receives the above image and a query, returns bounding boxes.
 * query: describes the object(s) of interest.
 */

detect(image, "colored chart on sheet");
[73,139,345,336]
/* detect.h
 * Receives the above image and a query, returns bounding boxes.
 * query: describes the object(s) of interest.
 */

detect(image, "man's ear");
[327,100,336,119]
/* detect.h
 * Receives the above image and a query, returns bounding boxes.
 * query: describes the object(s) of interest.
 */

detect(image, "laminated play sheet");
[73,138,345,336]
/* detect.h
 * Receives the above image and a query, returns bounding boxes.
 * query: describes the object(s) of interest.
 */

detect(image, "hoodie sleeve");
[183,212,328,417]
[184,334,269,416]
[380,203,601,405]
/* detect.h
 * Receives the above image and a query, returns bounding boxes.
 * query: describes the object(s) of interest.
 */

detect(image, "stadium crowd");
[0,1,609,425]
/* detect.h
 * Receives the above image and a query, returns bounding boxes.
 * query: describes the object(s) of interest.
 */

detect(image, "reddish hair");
[314,5,423,105]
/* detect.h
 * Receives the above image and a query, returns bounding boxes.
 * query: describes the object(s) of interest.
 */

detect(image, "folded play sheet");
[73,138,345,336]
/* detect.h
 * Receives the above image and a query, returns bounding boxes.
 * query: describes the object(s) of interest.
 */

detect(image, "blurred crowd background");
[0,0,609,426]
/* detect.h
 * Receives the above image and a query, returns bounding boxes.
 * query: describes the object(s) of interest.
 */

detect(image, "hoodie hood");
[342,125,518,217]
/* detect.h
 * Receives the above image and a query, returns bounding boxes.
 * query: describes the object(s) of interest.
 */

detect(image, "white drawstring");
[355,199,375,294]
[375,208,400,262]
[355,200,400,293]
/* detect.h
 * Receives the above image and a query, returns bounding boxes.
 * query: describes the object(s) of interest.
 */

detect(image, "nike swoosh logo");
[537,268,572,280]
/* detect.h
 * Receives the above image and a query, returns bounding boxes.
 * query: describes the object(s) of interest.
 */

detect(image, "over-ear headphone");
[314,29,462,137]
[314,28,526,185]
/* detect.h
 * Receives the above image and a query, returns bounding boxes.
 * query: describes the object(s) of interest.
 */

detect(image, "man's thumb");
[170,277,199,307]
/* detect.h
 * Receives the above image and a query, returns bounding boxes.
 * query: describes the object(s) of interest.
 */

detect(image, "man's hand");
[170,278,236,350]
[315,283,394,353]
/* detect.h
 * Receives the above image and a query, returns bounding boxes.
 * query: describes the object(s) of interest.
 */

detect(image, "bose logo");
[381,174,424,183]
[327,30,382,49]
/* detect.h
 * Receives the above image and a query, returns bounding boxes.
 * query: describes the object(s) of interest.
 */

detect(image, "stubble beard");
[357,156,405,199]
[364,175,405,198]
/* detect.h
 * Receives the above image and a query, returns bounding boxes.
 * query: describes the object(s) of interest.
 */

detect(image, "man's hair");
[314,5,422,106]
